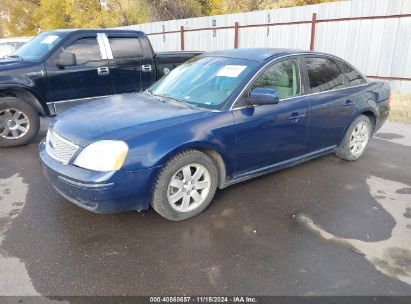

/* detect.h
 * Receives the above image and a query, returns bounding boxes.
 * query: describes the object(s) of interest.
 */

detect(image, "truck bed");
[154,51,204,78]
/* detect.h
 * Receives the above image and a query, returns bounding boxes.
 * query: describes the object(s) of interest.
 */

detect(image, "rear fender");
[339,100,378,146]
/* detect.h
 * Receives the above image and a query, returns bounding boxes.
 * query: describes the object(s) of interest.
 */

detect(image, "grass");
[389,92,411,124]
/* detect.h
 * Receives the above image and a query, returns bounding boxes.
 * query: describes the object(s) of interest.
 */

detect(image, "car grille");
[46,130,79,165]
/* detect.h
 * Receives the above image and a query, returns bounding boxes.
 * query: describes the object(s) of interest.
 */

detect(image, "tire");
[151,149,218,221]
[0,97,40,148]
[336,115,373,161]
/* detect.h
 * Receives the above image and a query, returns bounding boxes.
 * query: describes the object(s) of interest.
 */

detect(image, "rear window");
[305,57,345,93]
[338,60,367,86]
[109,37,142,59]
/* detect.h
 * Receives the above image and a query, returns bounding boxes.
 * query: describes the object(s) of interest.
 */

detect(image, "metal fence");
[121,0,411,93]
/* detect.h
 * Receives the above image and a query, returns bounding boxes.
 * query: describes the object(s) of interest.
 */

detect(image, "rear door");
[138,34,156,90]
[104,33,142,94]
[45,33,111,113]
[302,56,354,152]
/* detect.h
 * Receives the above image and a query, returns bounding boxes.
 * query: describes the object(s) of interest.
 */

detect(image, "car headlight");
[74,140,129,172]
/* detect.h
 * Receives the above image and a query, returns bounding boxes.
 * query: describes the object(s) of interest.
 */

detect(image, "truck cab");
[0,29,202,147]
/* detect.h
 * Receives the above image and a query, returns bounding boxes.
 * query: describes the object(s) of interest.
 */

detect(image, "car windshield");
[12,32,66,61]
[148,56,259,110]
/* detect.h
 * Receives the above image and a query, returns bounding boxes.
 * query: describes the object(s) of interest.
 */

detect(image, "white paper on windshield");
[216,65,247,78]
[41,35,59,44]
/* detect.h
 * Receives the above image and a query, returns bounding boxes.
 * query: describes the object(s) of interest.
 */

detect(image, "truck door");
[138,34,156,90]
[45,33,111,113]
[104,33,142,94]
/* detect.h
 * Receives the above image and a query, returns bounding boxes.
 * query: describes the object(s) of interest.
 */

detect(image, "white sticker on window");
[216,65,247,78]
[41,35,59,44]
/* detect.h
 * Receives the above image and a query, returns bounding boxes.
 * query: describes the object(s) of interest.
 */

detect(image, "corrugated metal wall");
[120,0,411,93]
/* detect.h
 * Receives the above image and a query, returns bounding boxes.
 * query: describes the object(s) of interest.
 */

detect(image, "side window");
[108,37,142,59]
[251,58,300,100]
[305,57,345,93]
[64,37,101,64]
[337,60,367,86]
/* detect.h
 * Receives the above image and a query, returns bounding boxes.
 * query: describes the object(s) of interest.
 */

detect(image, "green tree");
[0,0,39,36]
[0,0,339,38]
[63,0,111,28]
[148,0,203,21]
[108,0,150,26]
[34,0,71,31]
[31,0,150,31]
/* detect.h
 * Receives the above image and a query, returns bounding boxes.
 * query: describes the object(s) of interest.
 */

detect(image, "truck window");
[108,37,142,59]
[64,37,101,64]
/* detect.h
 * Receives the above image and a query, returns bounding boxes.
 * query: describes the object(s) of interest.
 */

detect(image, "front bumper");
[39,140,160,213]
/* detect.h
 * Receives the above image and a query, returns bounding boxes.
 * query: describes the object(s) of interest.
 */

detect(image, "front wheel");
[336,115,373,161]
[0,97,40,148]
[151,150,218,221]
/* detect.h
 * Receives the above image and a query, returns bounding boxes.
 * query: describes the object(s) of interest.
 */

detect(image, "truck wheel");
[336,115,373,161]
[0,97,40,148]
[151,149,218,221]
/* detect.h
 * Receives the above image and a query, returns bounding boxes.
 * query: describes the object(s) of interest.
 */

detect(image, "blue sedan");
[40,48,391,221]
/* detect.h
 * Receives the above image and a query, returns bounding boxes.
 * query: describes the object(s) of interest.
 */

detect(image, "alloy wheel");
[349,120,370,157]
[167,163,211,212]
[0,108,30,139]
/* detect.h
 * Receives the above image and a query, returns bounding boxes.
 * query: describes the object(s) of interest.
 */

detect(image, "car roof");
[205,48,319,62]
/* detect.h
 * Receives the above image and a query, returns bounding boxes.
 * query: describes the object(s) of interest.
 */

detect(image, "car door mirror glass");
[55,51,77,67]
[247,87,280,106]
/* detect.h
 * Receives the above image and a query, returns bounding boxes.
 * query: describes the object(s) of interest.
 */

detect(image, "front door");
[233,57,309,176]
[45,33,111,113]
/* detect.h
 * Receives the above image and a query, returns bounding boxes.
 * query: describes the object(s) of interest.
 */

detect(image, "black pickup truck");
[0,29,202,147]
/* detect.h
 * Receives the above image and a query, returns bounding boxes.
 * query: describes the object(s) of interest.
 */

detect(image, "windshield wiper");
[153,93,197,109]
[5,54,24,61]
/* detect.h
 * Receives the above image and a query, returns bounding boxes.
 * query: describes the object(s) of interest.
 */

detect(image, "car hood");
[51,93,210,147]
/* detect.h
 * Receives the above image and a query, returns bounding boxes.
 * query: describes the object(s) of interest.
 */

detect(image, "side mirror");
[55,52,77,67]
[246,88,280,106]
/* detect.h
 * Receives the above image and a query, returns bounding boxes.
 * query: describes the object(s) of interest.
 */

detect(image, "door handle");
[288,112,305,123]
[142,64,152,72]
[97,67,110,76]
[344,100,354,107]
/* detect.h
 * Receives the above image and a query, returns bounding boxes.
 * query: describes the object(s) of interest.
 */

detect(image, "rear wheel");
[336,115,372,161]
[0,97,40,148]
[151,150,218,221]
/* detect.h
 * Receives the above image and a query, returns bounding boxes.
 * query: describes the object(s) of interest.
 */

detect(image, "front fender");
[0,83,50,115]
[122,111,236,177]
